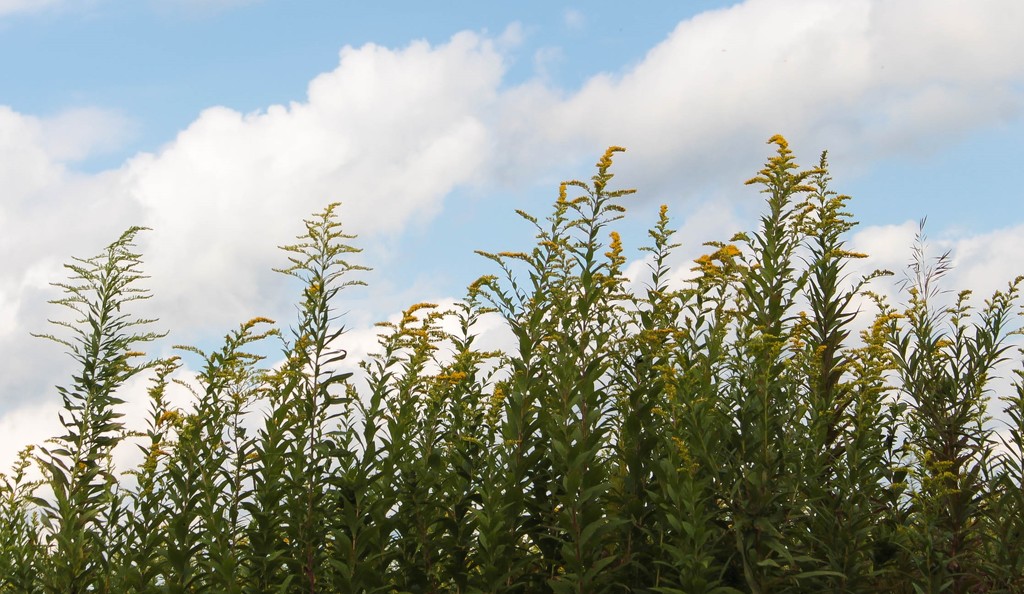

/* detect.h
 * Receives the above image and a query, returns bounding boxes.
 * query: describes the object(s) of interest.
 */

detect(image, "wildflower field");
[2,137,1023,593]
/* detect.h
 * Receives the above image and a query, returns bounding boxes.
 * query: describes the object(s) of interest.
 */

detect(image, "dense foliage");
[2,137,1023,593]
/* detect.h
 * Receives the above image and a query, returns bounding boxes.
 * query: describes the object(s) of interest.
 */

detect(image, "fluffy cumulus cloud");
[850,220,1024,432]
[3,0,1024,468]
[845,219,1024,304]
[0,31,508,469]
[124,31,502,335]
[498,0,1024,197]
[0,106,141,426]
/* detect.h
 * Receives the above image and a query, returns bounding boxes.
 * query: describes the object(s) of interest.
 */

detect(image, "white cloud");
[497,0,1024,198]
[950,225,1024,300]
[0,107,62,205]
[848,219,1024,439]
[849,221,920,279]
[0,105,141,438]
[848,220,1024,309]
[0,31,508,467]
[122,31,502,336]
[0,402,62,472]
[37,107,137,162]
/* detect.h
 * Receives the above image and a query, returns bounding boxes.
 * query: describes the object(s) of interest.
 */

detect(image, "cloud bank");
[2,0,1024,468]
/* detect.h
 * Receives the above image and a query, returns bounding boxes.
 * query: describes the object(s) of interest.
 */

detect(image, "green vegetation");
[2,137,1023,592]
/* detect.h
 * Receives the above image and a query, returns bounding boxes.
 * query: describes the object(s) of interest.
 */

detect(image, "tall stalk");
[32,227,162,594]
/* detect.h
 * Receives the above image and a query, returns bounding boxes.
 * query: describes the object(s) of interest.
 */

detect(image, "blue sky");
[2,0,1023,466]
[1,1,732,170]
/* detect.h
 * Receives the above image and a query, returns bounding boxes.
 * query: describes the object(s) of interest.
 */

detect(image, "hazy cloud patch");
[0,0,62,17]
[563,8,585,30]
[37,107,138,162]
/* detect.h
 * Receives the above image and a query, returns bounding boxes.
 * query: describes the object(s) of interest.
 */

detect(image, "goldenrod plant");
[1,138,1022,593]
[28,227,163,594]
[0,445,44,593]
